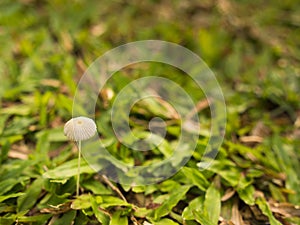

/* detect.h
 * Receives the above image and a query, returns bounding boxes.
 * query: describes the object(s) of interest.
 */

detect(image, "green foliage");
[0,0,300,224]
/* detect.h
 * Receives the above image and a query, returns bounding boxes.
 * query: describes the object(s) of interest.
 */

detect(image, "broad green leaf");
[0,217,14,225]
[43,159,95,179]
[152,218,179,225]
[193,210,215,225]
[0,193,24,203]
[17,177,44,212]
[0,203,15,214]
[144,184,159,195]
[0,114,9,134]
[286,168,300,204]
[159,180,180,192]
[153,185,191,220]
[91,196,110,225]
[82,179,113,195]
[0,177,28,195]
[34,131,50,163]
[255,197,282,225]
[272,136,300,204]
[15,214,52,223]
[246,168,264,178]
[0,141,9,164]
[110,211,128,225]
[47,127,68,141]
[73,210,89,225]
[0,135,23,145]
[182,196,205,220]
[132,185,146,193]
[251,142,281,173]
[38,91,53,126]
[153,193,169,204]
[0,104,32,116]
[183,221,198,225]
[0,159,33,181]
[36,128,67,142]
[205,160,240,187]
[57,94,86,115]
[268,183,286,203]
[133,207,152,218]
[51,210,76,225]
[100,196,132,208]
[38,193,70,212]
[157,140,173,159]
[2,117,35,136]
[167,126,181,136]
[198,28,225,66]
[181,167,209,191]
[71,194,94,210]
[204,183,220,225]
[237,184,255,205]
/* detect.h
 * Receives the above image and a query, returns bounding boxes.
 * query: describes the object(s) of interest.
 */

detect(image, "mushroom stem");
[76,140,81,196]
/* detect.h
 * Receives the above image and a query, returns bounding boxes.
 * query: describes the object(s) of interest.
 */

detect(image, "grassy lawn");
[0,0,300,224]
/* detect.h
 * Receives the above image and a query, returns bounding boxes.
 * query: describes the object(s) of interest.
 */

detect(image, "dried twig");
[101,174,127,202]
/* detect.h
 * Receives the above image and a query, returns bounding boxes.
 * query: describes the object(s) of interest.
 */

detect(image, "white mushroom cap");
[64,116,97,141]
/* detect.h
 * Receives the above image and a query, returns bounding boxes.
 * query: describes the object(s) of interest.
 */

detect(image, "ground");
[0,0,300,224]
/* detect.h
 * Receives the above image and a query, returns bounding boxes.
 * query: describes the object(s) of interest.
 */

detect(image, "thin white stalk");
[76,140,81,196]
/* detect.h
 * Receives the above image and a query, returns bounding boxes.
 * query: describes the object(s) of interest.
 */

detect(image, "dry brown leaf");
[221,188,236,202]
[8,142,31,159]
[251,121,270,137]
[270,202,300,218]
[60,32,73,52]
[185,98,210,120]
[90,23,106,37]
[230,199,244,225]
[40,79,61,88]
[240,135,264,143]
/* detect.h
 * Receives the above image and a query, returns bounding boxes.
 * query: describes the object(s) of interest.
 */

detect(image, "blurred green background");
[0,0,300,224]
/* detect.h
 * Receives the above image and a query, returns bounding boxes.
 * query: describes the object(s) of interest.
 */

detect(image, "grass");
[0,0,300,224]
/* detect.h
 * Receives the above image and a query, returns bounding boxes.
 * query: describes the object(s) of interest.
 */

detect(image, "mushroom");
[64,116,97,196]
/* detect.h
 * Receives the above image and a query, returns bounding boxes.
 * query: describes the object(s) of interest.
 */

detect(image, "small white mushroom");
[64,116,97,141]
[64,116,97,196]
